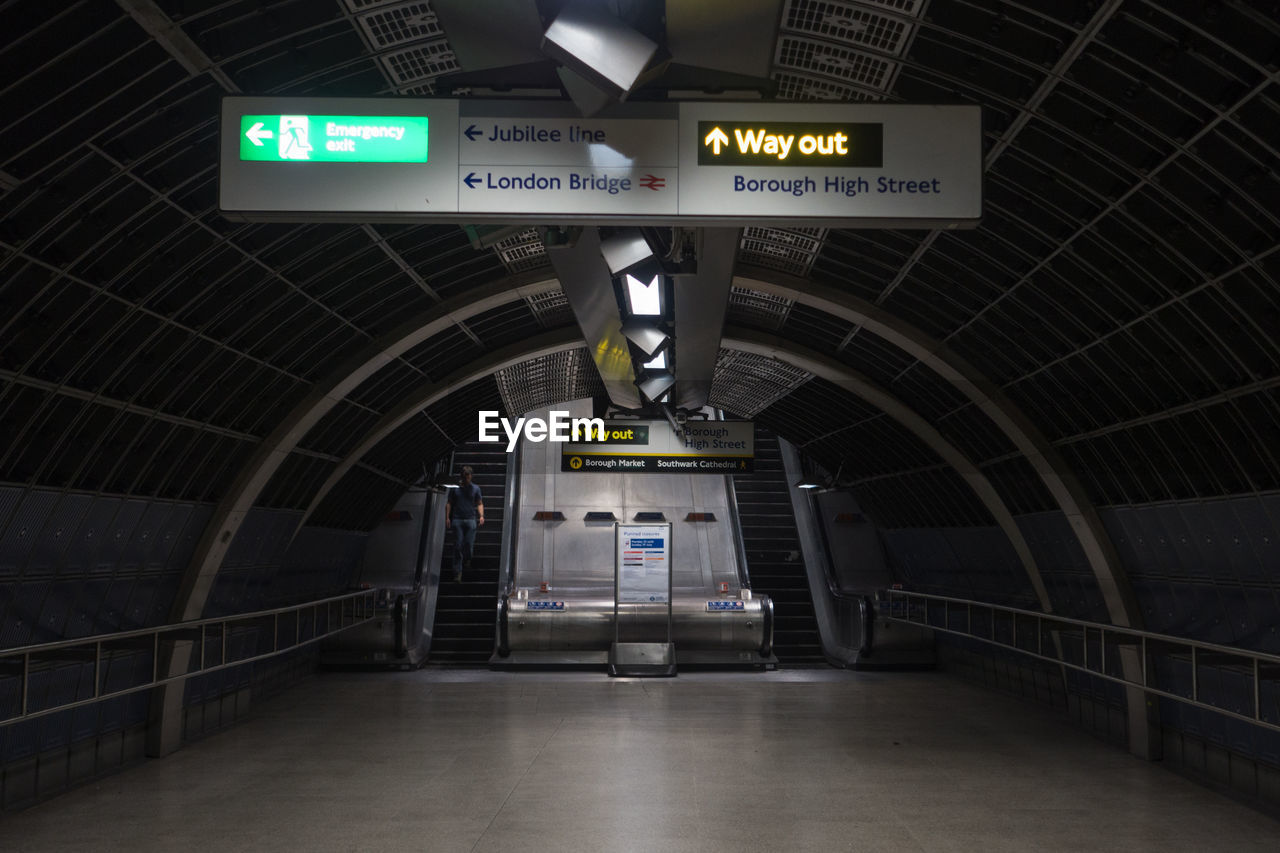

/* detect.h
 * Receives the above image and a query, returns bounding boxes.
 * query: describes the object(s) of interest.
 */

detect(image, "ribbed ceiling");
[0,0,1277,531]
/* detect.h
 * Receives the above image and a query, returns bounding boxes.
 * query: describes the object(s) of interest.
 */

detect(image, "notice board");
[615,523,671,604]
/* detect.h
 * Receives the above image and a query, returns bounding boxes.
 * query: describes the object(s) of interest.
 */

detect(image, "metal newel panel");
[21,654,29,715]
[94,642,101,699]
[274,612,280,652]
[1141,636,1147,687]
[1101,629,1106,675]
[221,621,227,666]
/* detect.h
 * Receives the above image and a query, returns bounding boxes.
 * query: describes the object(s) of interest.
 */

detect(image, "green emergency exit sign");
[238,115,430,163]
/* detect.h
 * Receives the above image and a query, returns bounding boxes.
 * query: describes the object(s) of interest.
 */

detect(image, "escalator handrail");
[495,594,510,657]
[761,595,774,658]
[394,594,408,658]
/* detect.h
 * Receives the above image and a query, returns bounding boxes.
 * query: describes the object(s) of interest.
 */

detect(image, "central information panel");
[220,97,981,227]
[616,523,671,604]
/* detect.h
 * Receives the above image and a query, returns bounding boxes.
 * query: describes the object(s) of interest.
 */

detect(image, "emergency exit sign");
[238,114,430,162]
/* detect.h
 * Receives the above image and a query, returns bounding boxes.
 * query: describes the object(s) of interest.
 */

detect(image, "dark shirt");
[448,482,482,519]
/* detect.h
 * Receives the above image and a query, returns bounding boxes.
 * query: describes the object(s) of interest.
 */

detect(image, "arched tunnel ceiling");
[1,0,1279,554]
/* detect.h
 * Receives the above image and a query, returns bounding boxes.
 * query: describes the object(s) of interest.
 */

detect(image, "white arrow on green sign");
[238,114,430,163]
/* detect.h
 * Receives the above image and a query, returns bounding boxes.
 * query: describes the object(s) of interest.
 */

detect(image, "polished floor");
[3,667,1278,852]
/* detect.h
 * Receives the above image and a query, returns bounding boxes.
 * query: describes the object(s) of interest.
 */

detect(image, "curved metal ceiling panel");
[0,0,1276,545]
[494,347,604,419]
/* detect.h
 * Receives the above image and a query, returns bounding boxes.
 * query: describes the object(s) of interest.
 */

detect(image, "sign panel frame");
[219,96,982,228]
[219,96,459,216]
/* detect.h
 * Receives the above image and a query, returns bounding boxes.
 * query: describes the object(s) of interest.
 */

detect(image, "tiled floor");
[4,668,1278,851]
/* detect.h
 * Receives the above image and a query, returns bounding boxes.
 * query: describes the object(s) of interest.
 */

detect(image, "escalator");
[428,443,508,664]
[733,429,825,663]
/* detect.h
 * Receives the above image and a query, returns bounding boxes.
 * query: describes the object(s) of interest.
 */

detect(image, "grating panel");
[849,0,922,15]
[494,349,603,418]
[773,71,880,102]
[342,0,412,10]
[355,2,443,49]
[739,227,828,277]
[378,40,459,86]
[781,0,914,57]
[397,82,437,95]
[494,228,550,273]
[710,349,814,418]
[525,288,572,328]
[775,35,895,91]
[728,285,795,331]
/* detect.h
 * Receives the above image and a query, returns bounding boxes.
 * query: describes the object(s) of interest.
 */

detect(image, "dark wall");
[0,484,367,808]
[872,493,1280,808]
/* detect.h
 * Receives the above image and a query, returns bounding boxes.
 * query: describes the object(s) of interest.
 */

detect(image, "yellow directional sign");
[696,120,881,167]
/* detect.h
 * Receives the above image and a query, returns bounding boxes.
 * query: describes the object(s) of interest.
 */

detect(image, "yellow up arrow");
[704,126,729,155]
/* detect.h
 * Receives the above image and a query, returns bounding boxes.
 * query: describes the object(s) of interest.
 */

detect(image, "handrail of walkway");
[0,589,378,727]
[877,589,1280,734]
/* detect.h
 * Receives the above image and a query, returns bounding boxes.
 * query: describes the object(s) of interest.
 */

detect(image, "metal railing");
[0,589,378,727]
[878,589,1280,734]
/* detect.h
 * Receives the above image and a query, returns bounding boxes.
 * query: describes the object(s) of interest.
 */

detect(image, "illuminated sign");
[559,420,755,474]
[571,423,650,444]
[220,97,980,226]
[238,115,430,163]
[697,121,882,167]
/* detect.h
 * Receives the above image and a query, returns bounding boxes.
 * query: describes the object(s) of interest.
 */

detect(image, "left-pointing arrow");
[463,172,482,189]
[246,121,273,146]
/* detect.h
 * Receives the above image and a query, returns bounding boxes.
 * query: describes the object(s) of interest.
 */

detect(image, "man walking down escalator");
[445,465,484,583]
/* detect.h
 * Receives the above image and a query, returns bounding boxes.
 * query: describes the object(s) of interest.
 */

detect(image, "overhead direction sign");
[559,419,754,474]
[219,97,981,227]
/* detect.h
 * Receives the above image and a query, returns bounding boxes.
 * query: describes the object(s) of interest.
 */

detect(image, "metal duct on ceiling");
[544,227,642,410]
